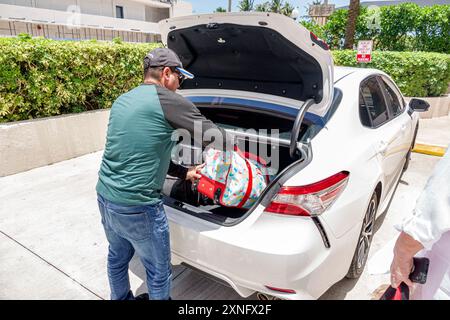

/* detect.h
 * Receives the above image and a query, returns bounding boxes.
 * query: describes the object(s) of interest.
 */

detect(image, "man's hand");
[186,163,205,183]
[390,232,424,288]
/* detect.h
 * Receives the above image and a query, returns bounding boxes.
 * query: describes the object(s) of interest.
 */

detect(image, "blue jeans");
[97,194,172,300]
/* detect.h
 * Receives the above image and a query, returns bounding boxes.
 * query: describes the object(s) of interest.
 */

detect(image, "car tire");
[346,192,378,279]
[403,124,419,172]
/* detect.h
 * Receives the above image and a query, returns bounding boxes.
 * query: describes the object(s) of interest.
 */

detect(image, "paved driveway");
[0,150,442,300]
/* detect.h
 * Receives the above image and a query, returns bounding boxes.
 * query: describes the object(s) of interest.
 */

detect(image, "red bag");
[197,147,270,209]
[380,283,409,300]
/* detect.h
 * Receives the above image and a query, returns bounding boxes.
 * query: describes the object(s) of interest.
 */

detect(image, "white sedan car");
[158,13,430,299]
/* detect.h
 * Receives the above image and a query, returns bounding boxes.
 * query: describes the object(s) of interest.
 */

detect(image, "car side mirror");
[409,98,430,112]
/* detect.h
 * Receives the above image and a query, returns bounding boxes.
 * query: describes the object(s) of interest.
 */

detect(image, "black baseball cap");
[144,48,194,80]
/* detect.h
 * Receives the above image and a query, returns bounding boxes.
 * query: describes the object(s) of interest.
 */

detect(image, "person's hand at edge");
[390,231,424,288]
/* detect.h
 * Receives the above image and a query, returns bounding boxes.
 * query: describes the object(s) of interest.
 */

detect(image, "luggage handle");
[236,157,253,208]
[214,187,222,204]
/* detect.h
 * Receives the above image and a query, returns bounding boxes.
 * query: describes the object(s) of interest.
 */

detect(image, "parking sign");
[357,40,373,63]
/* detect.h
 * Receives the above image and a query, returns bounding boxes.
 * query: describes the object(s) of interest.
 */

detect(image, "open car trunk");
[162,104,309,225]
[158,12,336,225]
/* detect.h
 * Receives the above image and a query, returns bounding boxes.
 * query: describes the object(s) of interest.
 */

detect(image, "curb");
[413,143,447,157]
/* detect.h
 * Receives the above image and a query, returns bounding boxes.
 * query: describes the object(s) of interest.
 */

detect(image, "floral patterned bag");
[198,147,271,209]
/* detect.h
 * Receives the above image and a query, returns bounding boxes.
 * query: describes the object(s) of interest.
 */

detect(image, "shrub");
[332,50,450,97]
[0,38,449,123]
[0,37,159,122]
[415,5,450,53]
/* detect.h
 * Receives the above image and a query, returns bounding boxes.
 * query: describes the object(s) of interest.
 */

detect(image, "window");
[116,6,124,19]
[359,89,371,127]
[379,77,404,117]
[359,77,389,128]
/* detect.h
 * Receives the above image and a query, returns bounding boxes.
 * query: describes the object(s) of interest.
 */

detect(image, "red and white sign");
[357,40,373,63]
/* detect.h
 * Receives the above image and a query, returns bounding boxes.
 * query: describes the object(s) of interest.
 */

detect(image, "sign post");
[357,40,373,64]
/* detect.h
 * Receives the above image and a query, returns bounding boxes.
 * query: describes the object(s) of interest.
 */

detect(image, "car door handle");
[401,124,407,132]
[377,141,388,155]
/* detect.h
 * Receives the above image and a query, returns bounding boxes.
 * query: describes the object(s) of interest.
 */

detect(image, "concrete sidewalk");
[416,115,450,148]
[0,117,448,300]
[0,151,252,300]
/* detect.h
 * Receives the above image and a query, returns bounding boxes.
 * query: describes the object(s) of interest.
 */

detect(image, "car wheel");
[346,192,378,279]
[403,125,419,172]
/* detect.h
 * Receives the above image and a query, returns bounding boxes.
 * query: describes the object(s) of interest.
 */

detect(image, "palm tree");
[344,0,360,49]
[270,0,283,13]
[238,0,255,11]
[254,0,295,16]
[255,2,270,12]
[281,2,295,17]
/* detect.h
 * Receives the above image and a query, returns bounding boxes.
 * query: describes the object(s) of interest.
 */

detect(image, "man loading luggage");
[96,48,234,300]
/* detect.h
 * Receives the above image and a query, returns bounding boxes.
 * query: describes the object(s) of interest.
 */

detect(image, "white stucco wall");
[0,110,110,177]
[79,0,114,18]
[113,0,145,21]
[145,5,169,22]
[0,0,185,20]
[0,3,160,33]
[0,0,33,6]
[34,0,76,12]
[172,1,192,17]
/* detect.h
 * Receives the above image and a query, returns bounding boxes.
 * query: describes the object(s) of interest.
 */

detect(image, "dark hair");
[143,57,164,80]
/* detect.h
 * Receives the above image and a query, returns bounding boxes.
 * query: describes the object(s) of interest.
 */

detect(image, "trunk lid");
[158,12,334,117]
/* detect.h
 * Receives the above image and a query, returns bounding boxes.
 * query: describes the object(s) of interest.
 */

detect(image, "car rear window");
[360,77,389,128]
[379,78,405,117]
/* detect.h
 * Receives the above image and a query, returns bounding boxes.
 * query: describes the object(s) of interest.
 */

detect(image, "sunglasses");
[156,66,185,86]
[170,67,185,86]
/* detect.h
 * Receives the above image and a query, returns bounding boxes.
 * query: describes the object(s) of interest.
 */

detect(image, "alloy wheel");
[356,197,377,269]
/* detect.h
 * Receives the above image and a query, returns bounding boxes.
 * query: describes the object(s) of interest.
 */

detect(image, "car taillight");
[265,286,296,294]
[265,171,349,217]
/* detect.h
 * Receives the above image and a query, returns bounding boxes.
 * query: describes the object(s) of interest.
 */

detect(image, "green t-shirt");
[96,84,231,205]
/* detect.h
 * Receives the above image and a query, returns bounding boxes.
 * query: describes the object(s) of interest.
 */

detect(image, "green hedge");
[332,50,450,97]
[0,37,159,122]
[0,38,449,123]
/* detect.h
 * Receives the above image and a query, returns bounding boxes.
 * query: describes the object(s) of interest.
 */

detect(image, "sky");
[187,1,393,15]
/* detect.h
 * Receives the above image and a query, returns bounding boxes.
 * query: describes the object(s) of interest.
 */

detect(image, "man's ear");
[162,67,171,80]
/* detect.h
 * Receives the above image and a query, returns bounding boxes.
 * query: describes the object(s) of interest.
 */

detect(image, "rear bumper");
[165,204,353,300]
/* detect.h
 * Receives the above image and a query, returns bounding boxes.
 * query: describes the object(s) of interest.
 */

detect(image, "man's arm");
[168,161,204,183]
[157,87,235,150]
[167,161,188,180]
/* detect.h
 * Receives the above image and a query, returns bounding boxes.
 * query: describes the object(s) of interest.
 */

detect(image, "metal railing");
[0,20,161,43]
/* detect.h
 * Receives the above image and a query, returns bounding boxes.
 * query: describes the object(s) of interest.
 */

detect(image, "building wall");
[0,0,33,5]
[172,1,192,17]
[79,0,114,18]
[113,0,145,21]
[145,5,169,23]
[0,3,161,41]
[0,0,177,20]
[0,1,190,42]
[35,0,76,12]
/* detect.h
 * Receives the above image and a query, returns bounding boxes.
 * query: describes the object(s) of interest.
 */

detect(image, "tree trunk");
[344,0,360,49]
[228,0,232,12]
